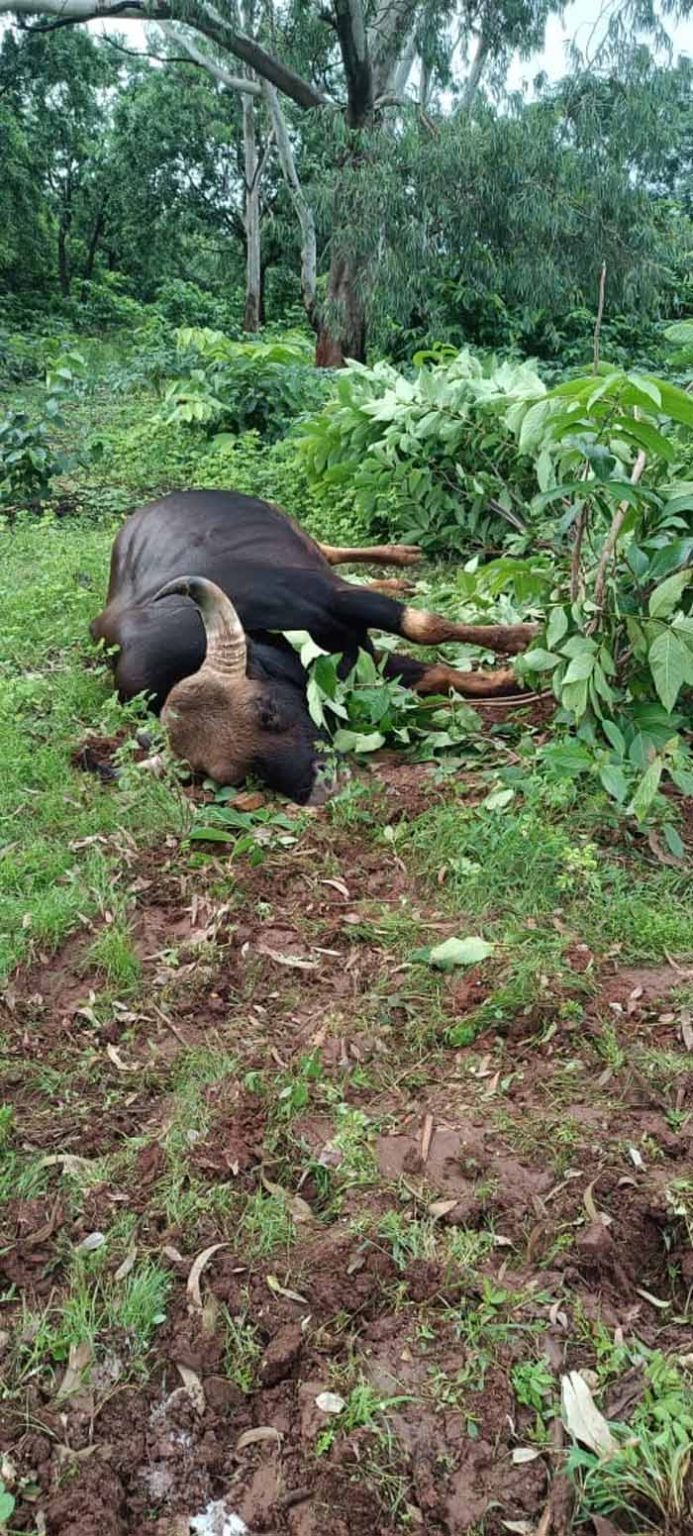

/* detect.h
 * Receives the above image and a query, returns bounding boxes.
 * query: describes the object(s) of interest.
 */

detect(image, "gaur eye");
[254,694,288,733]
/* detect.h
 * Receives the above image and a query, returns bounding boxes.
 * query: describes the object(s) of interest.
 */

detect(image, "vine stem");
[590,448,647,620]
[570,261,607,601]
[593,260,607,375]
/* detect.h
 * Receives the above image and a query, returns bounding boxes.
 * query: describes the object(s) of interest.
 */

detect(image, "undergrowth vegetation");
[1,310,692,1536]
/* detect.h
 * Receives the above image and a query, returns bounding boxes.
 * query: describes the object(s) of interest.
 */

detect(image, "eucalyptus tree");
[5,0,561,361]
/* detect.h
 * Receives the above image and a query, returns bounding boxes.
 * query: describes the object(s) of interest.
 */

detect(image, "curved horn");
[153,576,247,679]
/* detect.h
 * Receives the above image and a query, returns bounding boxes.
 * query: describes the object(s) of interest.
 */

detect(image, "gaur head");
[152,575,328,805]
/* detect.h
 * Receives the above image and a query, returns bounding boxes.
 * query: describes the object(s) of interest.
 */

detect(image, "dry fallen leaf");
[40,1153,94,1177]
[320,878,350,899]
[635,1288,671,1310]
[114,1247,137,1282]
[259,947,319,970]
[261,1173,314,1224]
[266,1274,309,1305]
[583,1179,612,1227]
[236,1426,283,1451]
[56,1341,92,1401]
[561,1371,615,1456]
[106,1043,139,1074]
[177,1362,205,1414]
[187,1242,228,1310]
[428,1198,460,1220]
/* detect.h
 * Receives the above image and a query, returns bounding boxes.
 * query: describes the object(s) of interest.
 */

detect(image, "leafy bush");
[161,327,332,441]
[511,364,693,832]
[153,279,241,333]
[68,276,150,333]
[299,348,545,555]
[0,347,86,508]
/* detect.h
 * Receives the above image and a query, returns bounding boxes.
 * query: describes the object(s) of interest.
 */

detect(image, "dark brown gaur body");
[91,489,536,802]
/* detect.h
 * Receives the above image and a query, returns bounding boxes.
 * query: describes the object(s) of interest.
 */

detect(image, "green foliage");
[510,364,693,826]
[162,326,331,440]
[0,347,86,506]
[300,349,544,554]
[291,639,480,758]
[567,1351,693,1531]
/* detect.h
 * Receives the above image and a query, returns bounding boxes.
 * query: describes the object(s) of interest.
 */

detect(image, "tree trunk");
[315,247,366,368]
[58,214,71,296]
[261,80,317,332]
[84,201,106,281]
[242,92,261,331]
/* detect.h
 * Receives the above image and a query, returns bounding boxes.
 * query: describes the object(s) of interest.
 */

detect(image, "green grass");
[1,375,692,1534]
[0,518,181,978]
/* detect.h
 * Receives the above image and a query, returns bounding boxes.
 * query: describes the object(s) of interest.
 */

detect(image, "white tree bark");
[460,29,490,110]
[8,0,329,110]
[158,22,261,95]
[242,89,262,330]
[261,80,317,325]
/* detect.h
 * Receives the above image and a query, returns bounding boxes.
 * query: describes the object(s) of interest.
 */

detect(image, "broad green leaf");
[522,648,561,672]
[561,635,597,658]
[663,824,685,860]
[603,720,626,756]
[561,678,589,717]
[332,729,385,754]
[563,652,595,684]
[651,378,693,428]
[627,374,662,409]
[670,766,693,796]
[611,416,675,462]
[648,570,691,620]
[599,764,629,803]
[189,825,235,842]
[648,630,691,712]
[547,607,569,649]
[483,787,515,811]
[427,936,495,970]
[628,757,663,823]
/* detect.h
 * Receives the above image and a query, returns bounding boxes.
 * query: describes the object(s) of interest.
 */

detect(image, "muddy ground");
[1,746,691,1536]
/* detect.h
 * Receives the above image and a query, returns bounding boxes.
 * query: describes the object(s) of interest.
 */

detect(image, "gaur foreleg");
[380,651,519,698]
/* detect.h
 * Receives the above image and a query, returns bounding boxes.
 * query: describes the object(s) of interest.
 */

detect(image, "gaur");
[90,490,536,804]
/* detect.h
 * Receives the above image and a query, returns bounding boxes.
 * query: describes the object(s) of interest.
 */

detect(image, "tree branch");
[459,28,490,111]
[333,0,373,126]
[368,0,421,101]
[158,23,261,95]
[7,0,330,111]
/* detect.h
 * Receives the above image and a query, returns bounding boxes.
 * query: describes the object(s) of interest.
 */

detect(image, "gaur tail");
[153,576,247,679]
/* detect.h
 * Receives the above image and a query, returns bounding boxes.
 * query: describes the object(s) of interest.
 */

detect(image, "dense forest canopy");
[1,0,692,362]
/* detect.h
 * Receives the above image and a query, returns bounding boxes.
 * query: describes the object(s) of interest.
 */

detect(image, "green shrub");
[161,327,333,441]
[299,348,544,555]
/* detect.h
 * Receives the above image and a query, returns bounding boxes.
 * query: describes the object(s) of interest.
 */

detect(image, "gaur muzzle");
[152,575,329,806]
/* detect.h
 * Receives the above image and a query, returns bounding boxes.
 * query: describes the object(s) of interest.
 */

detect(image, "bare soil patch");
[1,761,691,1536]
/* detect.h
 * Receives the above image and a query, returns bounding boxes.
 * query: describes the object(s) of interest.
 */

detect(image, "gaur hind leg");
[332,583,538,660]
[318,542,422,568]
[381,651,519,699]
